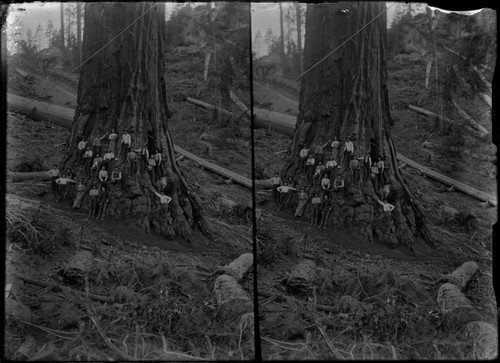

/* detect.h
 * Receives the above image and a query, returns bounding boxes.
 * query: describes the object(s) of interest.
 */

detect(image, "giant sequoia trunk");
[284,2,434,248]
[62,3,209,239]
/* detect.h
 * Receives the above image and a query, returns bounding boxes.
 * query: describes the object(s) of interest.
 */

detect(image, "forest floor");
[252,55,497,359]
[5,51,255,360]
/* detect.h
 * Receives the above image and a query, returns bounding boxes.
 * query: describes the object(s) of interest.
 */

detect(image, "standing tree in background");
[61,2,210,240]
[76,2,82,63]
[279,3,285,56]
[295,3,303,73]
[60,3,64,48]
[34,23,43,50]
[284,2,434,248]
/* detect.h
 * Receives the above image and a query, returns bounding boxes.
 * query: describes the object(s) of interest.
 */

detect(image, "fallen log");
[253,108,296,137]
[218,252,253,281]
[461,321,498,360]
[438,261,479,290]
[213,274,253,323]
[286,260,317,294]
[185,97,246,120]
[8,171,52,182]
[437,282,481,332]
[15,67,30,78]
[397,153,497,207]
[173,145,252,189]
[451,98,489,136]
[407,104,484,139]
[7,93,73,130]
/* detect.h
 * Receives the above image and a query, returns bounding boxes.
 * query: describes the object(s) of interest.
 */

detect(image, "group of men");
[269,136,393,228]
[47,127,172,220]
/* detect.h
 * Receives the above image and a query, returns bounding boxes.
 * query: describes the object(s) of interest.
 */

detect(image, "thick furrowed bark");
[48,3,211,240]
[283,3,435,249]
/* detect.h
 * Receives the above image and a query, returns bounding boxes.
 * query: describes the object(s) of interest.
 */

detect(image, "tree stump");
[286,259,316,294]
[59,250,94,284]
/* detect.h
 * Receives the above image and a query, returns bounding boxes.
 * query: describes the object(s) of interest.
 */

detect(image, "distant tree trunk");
[296,3,303,73]
[76,2,82,64]
[60,3,65,48]
[284,2,434,248]
[62,2,210,240]
[279,3,285,56]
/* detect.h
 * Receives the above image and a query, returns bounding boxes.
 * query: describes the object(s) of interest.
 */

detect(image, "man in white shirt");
[314,138,331,164]
[77,138,88,162]
[330,137,340,162]
[47,164,60,195]
[83,146,94,175]
[321,174,331,190]
[154,191,172,204]
[108,129,118,153]
[103,149,115,171]
[120,129,132,162]
[305,154,315,184]
[269,172,282,204]
[299,145,310,172]
[325,158,338,180]
[343,136,354,168]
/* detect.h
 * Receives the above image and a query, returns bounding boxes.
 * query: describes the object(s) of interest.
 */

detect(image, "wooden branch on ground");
[258,290,339,313]
[407,104,485,139]
[450,98,489,136]
[14,273,114,304]
[397,153,497,207]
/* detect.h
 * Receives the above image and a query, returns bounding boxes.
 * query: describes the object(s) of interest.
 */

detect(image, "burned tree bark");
[62,3,209,239]
[284,3,435,248]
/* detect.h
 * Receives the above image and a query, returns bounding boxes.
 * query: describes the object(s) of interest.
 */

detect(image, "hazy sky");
[251,2,485,40]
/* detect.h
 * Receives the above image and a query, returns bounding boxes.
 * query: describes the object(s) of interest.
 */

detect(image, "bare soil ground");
[253,56,497,359]
[5,51,255,360]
